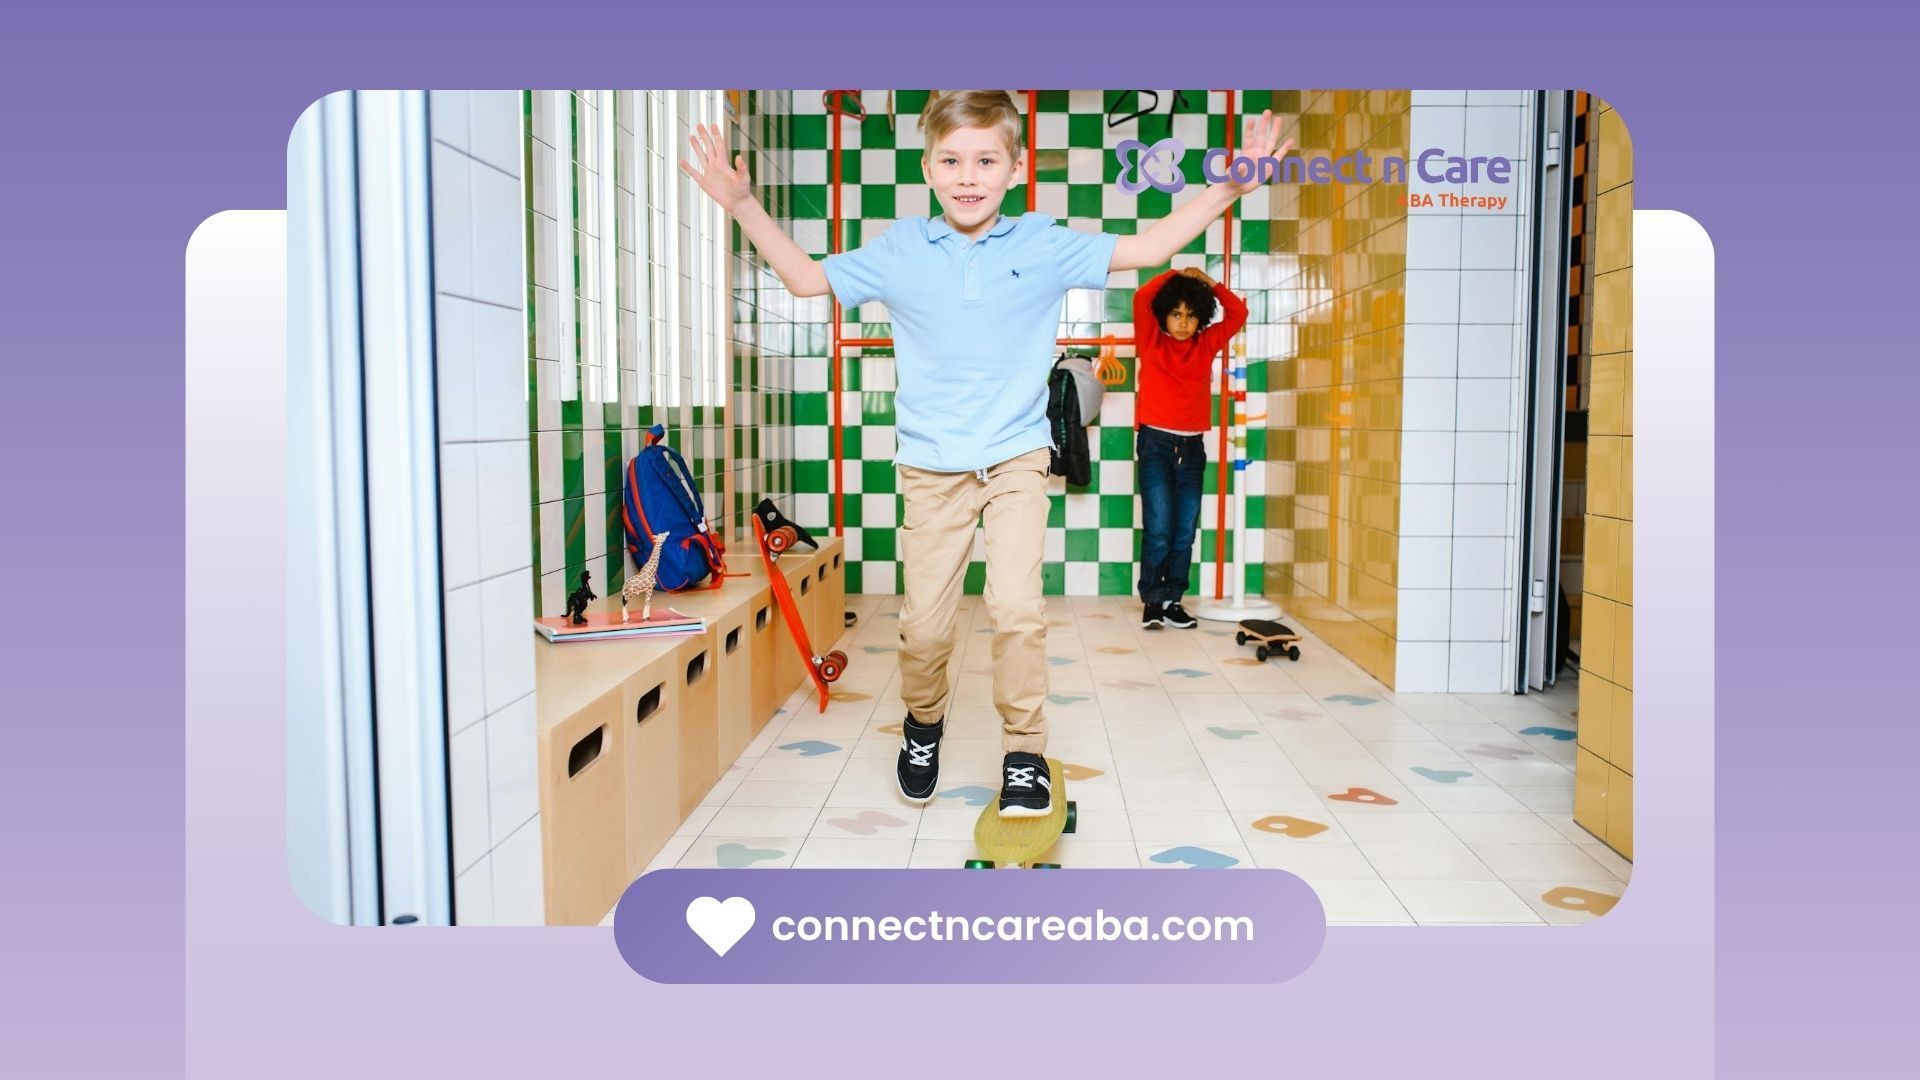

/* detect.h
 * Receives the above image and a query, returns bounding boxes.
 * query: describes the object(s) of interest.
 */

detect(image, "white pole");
[1197,340,1278,623]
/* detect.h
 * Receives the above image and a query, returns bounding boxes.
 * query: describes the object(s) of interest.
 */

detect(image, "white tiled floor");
[644,592,1628,926]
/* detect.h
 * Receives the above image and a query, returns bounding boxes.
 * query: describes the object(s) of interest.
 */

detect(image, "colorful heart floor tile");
[1207,727,1261,740]
[937,785,995,807]
[777,740,842,757]
[715,842,785,868]
[1061,763,1106,781]
[824,811,909,835]
[1149,846,1241,869]
[1164,668,1211,679]
[1541,886,1620,916]
[1410,767,1474,784]
[1251,815,1330,838]
[1327,787,1398,805]
[1324,694,1378,706]
[1520,725,1576,741]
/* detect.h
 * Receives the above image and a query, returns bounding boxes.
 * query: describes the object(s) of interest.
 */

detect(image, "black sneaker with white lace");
[1161,601,1198,629]
[998,751,1053,818]
[1142,602,1164,629]
[896,715,943,803]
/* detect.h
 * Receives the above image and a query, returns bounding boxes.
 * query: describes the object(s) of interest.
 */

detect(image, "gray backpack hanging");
[1046,354,1104,487]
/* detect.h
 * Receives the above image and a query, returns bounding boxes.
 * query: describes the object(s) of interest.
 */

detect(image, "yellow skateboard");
[965,758,1076,869]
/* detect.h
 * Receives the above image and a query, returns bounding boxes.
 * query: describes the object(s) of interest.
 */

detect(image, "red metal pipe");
[1026,89,1038,211]
[836,335,1138,350]
[1213,90,1237,600]
[829,96,847,536]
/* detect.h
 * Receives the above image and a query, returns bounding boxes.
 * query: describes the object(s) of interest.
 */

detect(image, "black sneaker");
[1161,601,1198,629]
[896,715,943,803]
[1142,603,1165,629]
[998,751,1053,818]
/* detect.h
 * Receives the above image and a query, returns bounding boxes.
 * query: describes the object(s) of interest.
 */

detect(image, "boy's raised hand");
[679,122,754,214]
[1180,267,1217,288]
[1217,109,1296,197]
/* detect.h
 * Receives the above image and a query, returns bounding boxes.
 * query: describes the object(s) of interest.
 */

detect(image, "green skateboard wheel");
[964,859,994,869]
[1063,802,1077,834]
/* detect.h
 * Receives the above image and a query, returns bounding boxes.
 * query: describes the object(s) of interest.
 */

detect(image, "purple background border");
[5,2,1912,1076]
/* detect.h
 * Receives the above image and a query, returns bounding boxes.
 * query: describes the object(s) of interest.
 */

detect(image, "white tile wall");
[1395,94,1532,693]
[431,91,544,925]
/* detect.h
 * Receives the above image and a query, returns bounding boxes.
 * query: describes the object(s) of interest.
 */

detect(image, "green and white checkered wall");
[778,90,1290,597]
[524,90,802,617]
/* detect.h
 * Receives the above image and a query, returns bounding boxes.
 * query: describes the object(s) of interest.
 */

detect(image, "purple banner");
[614,869,1326,984]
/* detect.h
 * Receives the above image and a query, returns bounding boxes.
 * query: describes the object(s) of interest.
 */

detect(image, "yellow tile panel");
[1595,104,1634,195]
[1618,436,1634,521]
[1590,351,1627,437]
[1574,747,1609,840]
[1618,521,1634,605]
[1583,595,1616,683]
[1592,267,1632,355]
[1612,684,1634,774]
[1593,185,1633,275]
[1588,437,1621,519]
[1615,601,1633,690]
[1622,351,1634,436]
[1578,672,1613,760]
[1585,515,1619,602]
[1606,766,1634,860]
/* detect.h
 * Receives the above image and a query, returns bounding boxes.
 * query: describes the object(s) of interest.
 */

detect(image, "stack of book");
[533,608,707,644]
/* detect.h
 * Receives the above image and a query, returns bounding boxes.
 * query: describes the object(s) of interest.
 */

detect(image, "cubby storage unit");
[536,688,628,926]
[532,535,843,924]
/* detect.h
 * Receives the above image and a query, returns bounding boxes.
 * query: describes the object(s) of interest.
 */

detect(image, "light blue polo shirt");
[822,214,1118,473]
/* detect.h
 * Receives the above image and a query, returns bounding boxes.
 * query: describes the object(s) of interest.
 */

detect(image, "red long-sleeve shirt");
[1133,269,1248,433]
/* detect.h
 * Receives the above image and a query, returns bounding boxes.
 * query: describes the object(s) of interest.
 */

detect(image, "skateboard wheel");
[1288,645,1301,662]
[1255,646,1270,662]
[1235,631,1248,646]
[964,859,995,870]
[817,655,842,681]
[767,526,797,553]
[1063,802,1077,834]
[1033,863,1062,870]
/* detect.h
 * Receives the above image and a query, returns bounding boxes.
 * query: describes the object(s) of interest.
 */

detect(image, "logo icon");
[1116,137,1187,195]
[685,895,756,957]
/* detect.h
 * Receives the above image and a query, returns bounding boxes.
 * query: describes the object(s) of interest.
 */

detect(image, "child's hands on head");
[1179,267,1217,288]
[679,122,754,214]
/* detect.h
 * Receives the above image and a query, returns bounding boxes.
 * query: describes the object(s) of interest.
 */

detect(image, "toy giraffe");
[621,530,669,623]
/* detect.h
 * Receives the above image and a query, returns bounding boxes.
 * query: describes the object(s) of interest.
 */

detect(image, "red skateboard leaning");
[751,501,846,712]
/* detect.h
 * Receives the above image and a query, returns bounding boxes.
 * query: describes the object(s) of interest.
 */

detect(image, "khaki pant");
[896,447,1051,753]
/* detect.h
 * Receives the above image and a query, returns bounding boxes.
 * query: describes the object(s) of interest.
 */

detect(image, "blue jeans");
[1136,426,1206,607]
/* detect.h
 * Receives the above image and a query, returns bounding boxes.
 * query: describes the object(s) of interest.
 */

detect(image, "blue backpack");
[621,426,727,592]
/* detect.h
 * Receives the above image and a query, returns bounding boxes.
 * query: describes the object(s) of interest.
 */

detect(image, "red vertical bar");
[829,94,845,537]
[1214,90,1236,600]
[1026,90,1038,212]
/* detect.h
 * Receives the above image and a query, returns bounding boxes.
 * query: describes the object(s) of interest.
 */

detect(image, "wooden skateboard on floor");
[1237,618,1302,662]
[753,514,846,712]
[966,758,1075,869]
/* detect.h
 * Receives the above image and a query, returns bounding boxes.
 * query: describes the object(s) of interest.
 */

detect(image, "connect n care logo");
[1115,137,1189,195]
[1112,139,1515,203]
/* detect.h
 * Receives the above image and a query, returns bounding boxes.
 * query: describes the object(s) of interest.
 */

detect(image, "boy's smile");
[923,124,1022,240]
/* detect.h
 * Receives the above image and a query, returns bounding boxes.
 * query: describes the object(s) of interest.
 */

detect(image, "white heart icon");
[685,896,755,957]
